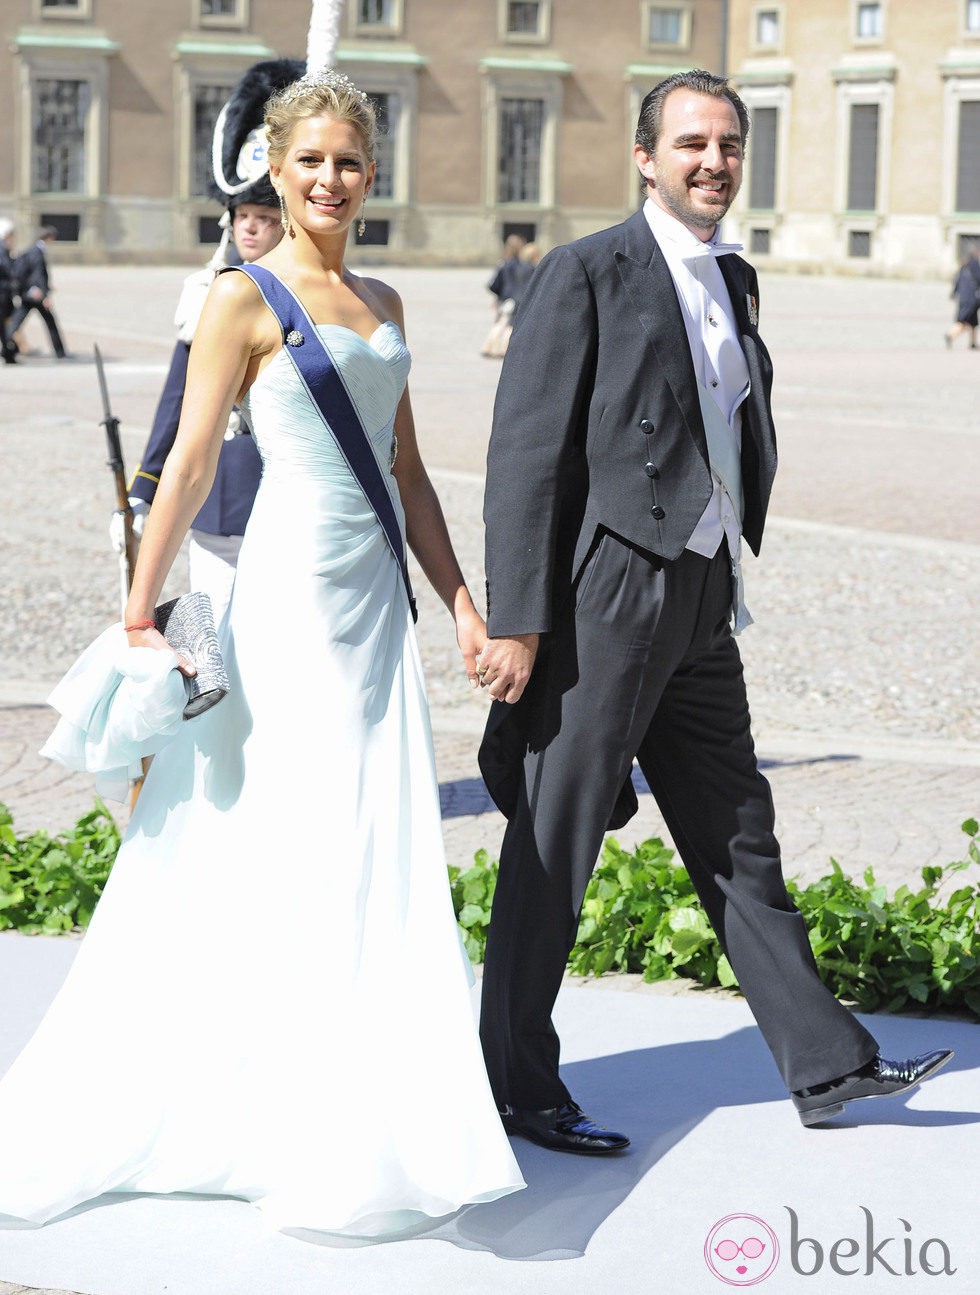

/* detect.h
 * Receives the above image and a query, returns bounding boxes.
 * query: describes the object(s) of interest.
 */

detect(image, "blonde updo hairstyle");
[264,76,377,167]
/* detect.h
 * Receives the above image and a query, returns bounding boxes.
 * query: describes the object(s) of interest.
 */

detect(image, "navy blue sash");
[225,263,416,621]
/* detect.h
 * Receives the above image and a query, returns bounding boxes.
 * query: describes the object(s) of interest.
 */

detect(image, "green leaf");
[716,955,738,988]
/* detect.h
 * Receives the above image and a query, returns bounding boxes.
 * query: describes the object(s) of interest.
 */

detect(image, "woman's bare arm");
[123,273,268,635]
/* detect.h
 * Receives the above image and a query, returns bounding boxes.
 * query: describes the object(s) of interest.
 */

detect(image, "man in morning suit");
[475,70,951,1152]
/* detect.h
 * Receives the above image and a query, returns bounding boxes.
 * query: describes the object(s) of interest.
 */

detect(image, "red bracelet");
[124,619,155,632]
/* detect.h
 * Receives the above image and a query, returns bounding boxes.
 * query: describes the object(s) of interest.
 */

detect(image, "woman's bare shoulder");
[356,274,405,328]
[206,266,265,312]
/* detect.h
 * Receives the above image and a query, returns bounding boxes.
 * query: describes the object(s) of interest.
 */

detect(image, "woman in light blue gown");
[0,70,523,1238]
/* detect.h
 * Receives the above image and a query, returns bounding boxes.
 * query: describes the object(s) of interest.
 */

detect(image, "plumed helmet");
[210,57,305,211]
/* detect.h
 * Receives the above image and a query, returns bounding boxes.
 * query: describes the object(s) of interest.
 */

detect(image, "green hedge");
[0,802,119,934]
[2,801,977,1019]
[449,818,980,1019]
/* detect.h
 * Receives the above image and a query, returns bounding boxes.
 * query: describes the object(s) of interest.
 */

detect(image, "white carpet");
[0,932,977,1294]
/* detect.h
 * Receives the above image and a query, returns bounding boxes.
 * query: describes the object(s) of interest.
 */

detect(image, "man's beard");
[652,166,735,231]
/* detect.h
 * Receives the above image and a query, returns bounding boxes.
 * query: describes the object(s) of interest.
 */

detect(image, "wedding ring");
[476,664,488,676]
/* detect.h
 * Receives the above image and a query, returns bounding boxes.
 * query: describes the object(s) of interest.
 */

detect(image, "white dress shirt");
[642,198,750,562]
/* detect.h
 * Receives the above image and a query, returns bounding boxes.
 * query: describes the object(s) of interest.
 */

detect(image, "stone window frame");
[174,58,242,204]
[737,80,791,217]
[749,4,785,56]
[941,65,980,225]
[833,69,894,263]
[13,46,112,201]
[852,0,886,46]
[498,0,552,45]
[348,0,404,39]
[962,0,980,40]
[641,2,694,54]
[481,61,567,215]
[34,0,92,20]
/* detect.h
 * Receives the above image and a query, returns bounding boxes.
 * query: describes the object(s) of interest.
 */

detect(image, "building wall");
[728,0,980,275]
[0,0,723,264]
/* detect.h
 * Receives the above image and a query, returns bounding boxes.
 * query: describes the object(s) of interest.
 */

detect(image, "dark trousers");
[479,535,877,1110]
[0,295,14,362]
[6,299,66,357]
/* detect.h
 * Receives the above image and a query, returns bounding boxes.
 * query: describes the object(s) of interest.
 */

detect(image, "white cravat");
[643,199,753,630]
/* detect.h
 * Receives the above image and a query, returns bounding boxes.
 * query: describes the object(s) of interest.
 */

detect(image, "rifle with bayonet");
[94,342,138,614]
[95,343,148,807]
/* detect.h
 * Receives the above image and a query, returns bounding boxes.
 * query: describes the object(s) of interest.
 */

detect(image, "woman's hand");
[455,603,487,689]
[125,625,196,678]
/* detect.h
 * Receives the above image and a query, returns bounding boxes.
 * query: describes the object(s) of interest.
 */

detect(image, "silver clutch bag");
[154,591,229,719]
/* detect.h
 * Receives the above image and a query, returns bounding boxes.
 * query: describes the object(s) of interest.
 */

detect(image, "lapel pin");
[746,295,759,328]
[286,329,304,347]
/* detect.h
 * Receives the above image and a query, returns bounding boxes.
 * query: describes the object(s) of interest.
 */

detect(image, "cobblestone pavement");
[1,266,978,899]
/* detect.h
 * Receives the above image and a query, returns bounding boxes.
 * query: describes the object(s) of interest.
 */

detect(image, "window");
[855,2,883,39]
[358,219,390,245]
[192,83,232,196]
[499,0,550,42]
[957,100,980,211]
[351,0,403,36]
[32,78,88,192]
[968,0,980,33]
[38,0,89,13]
[749,228,771,255]
[749,106,778,209]
[503,220,536,243]
[645,4,690,48]
[508,2,540,33]
[39,211,80,242]
[198,0,248,25]
[498,98,544,203]
[847,103,879,210]
[848,230,872,257]
[755,9,780,47]
[369,92,400,200]
[198,215,223,245]
[650,7,682,44]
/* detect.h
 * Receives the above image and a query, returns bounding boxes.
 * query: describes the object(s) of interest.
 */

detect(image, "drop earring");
[357,203,366,239]
[277,192,292,236]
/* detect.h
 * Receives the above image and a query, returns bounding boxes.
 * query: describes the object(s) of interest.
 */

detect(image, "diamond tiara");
[276,68,369,108]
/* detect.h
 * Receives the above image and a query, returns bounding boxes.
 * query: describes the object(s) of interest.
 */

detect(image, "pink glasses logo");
[705,1213,780,1286]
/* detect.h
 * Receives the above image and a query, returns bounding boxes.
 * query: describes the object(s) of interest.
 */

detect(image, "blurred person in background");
[481,232,526,358]
[0,219,16,365]
[944,246,980,350]
[4,226,68,360]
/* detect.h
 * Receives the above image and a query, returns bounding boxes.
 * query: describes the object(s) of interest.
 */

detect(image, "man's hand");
[475,633,539,704]
[109,498,149,555]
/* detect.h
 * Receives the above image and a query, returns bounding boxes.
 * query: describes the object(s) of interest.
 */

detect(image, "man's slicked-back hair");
[635,69,750,155]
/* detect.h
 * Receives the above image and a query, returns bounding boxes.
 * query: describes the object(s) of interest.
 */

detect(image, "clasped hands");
[473,633,539,705]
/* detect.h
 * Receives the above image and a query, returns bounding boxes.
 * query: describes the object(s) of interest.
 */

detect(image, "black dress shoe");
[499,1100,630,1155]
[792,1049,953,1127]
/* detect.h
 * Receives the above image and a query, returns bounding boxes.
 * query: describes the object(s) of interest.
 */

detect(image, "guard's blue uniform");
[129,339,261,535]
